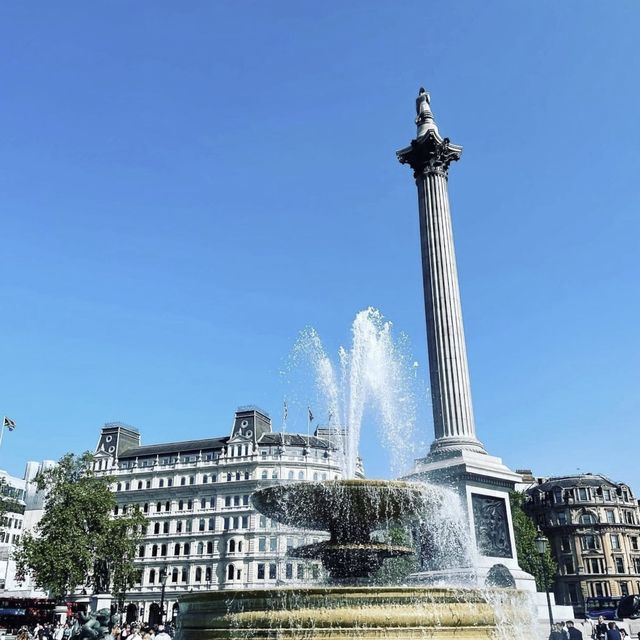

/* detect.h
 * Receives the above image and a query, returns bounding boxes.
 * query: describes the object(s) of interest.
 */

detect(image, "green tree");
[14,452,146,604]
[510,491,557,590]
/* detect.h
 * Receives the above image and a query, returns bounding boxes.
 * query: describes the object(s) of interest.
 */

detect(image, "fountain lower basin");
[175,585,533,639]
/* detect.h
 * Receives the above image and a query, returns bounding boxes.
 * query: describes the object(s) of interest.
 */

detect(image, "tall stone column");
[397,88,485,458]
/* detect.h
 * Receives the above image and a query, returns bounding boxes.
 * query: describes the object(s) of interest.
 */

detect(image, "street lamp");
[159,567,169,624]
[535,528,554,630]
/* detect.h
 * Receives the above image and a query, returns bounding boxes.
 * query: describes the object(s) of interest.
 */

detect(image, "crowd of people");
[12,620,175,640]
[550,617,637,640]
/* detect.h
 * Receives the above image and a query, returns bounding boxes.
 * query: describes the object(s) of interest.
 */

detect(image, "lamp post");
[535,528,554,630]
[159,567,168,624]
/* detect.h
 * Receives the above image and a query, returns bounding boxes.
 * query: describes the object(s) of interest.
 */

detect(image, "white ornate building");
[92,406,343,625]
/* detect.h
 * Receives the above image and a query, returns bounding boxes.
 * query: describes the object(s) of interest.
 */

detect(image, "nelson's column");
[398,89,535,591]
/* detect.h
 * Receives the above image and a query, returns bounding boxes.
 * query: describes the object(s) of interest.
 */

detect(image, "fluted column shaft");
[416,169,482,453]
[398,116,485,456]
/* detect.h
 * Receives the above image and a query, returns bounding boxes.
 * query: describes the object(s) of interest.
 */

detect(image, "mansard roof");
[258,433,334,449]
[118,437,229,459]
[535,474,621,492]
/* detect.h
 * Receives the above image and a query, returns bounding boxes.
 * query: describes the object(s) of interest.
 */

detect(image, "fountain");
[174,89,539,639]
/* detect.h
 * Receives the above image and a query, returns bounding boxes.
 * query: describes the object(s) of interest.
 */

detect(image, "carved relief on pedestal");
[471,494,513,559]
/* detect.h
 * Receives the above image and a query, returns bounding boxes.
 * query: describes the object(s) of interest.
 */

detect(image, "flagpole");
[0,421,5,451]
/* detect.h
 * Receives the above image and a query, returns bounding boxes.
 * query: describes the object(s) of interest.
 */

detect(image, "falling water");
[289,307,418,479]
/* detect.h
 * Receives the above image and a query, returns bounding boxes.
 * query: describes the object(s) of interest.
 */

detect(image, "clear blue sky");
[0,2,638,490]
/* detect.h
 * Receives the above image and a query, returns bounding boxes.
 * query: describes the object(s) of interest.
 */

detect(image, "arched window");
[180,477,186,486]
[238,541,243,553]
[580,513,598,525]
[152,544,158,557]
[159,479,164,488]
[261,470,268,480]
[174,543,180,556]
[199,518,205,532]
[298,471,304,480]
[156,502,161,512]
[206,541,213,554]
[187,499,193,509]
[117,483,122,491]
[195,567,202,582]
[178,500,184,511]
[203,475,208,484]
[313,473,318,481]
[163,521,169,533]
[138,481,143,490]
[165,501,170,511]
[208,517,215,531]
[149,569,156,584]
[154,523,160,534]
[235,471,241,481]
[181,567,188,582]
[189,476,195,485]
[288,471,294,480]
[227,472,232,482]
[205,566,212,582]
[176,521,183,533]
[197,542,204,555]
[227,564,235,580]
[138,545,145,558]
[244,471,250,480]
[161,544,167,556]
[184,543,190,555]
[229,539,236,553]
[125,482,130,490]
[212,474,217,482]
[171,568,179,583]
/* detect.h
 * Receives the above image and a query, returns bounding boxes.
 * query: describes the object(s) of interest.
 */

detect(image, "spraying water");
[289,307,419,478]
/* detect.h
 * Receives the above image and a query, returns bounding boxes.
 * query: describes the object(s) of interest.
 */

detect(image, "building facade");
[526,474,640,615]
[93,406,343,625]
[0,460,54,597]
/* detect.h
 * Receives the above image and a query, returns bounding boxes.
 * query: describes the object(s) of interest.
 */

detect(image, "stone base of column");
[427,435,487,459]
[404,449,536,593]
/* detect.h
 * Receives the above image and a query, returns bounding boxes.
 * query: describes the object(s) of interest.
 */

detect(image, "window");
[159,479,164,488]
[197,542,204,555]
[227,564,235,581]
[201,498,206,509]
[286,563,293,579]
[161,544,167,556]
[261,470,268,480]
[604,489,611,501]
[298,471,304,480]
[259,516,267,528]
[182,567,188,582]
[171,568,179,583]
[258,537,266,552]
[154,523,160,535]
[176,521,183,533]
[563,560,574,574]
[593,582,604,597]
[210,496,216,508]
[207,541,213,554]
[297,564,304,580]
[187,499,193,509]
[269,564,277,580]
[621,582,629,596]
[311,565,319,579]
[199,519,205,532]
[606,510,616,524]
[243,495,249,506]
[184,543,190,555]
[581,535,598,550]
[241,516,249,528]
[195,567,202,582]
[234,496,240,506]
[205,567,212,582]
[288,471,294,480]
[146,480,151,488]
[163,522,169,534]
[567,583,580,605]
[174,543,180,556]
[189,476,195,485]
[615,557,625,573]
[152,544,158,557]
[167,478,173,487]
[257,563,265,579]
[244,471,250,480]
[287,537,294,551]
[578,488,589,501]
[557,511,567,525]
[580,513,597,525]
[225,496,231,507]
[631,537,638,551]
[165,501,171,511]
[611,534,621,550]
[224,517,230,531]
[203,475,208,484]
[179,500,184,511]
[227,473,232,482]
[181,477,186,486]
[149,569,156,584]
[208,517,215,531]
[270,537,277,552]
[633,558,640,573]
[626,511,635,525]
[229,540,236,553]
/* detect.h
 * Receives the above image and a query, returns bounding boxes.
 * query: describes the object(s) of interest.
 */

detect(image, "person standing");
[596,617,609,640]
[154,625,170,640]
[567,621,583,640]
[607,622,622,640]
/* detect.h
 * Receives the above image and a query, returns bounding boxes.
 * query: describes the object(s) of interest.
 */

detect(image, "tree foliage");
[14,452,145,602]
[510,491,557,590]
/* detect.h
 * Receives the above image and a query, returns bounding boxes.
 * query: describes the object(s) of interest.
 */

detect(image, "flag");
[308,408,314,423]
[3,417,15,431]
[283,400,288,422]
